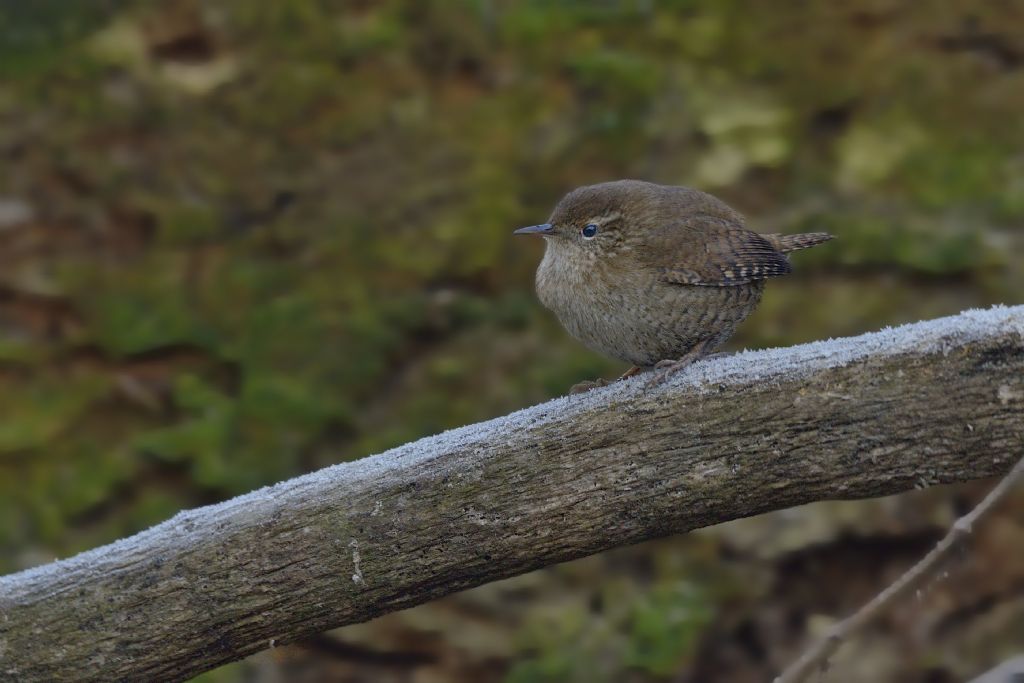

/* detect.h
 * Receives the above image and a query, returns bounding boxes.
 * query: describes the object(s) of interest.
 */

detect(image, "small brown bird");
[515,180,833,390]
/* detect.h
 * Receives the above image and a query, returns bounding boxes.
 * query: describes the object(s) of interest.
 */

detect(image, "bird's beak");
[513,223,555,236]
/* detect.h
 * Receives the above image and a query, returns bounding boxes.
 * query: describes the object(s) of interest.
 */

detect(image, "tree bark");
[2,306,1023,683]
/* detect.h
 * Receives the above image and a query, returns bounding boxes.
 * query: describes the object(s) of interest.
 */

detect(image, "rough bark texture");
[2,306,1023,683]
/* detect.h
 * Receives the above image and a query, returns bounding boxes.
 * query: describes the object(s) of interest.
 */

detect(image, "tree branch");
[2,306,1023,683]
[774,451,1024,683]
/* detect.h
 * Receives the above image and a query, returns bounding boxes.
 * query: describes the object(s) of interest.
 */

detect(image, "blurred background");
[2,1,1023,681]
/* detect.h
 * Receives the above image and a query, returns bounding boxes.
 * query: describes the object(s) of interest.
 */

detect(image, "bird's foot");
[569,366,641,395]
[569,378,608,394]
[645,358,696,388]
[645,343,715,388]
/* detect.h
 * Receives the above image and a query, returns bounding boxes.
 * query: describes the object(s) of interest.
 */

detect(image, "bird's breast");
[535,245,658,362]
[535,245,621,320]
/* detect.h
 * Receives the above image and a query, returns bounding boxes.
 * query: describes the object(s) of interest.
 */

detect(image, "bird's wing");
[651,214,791,287]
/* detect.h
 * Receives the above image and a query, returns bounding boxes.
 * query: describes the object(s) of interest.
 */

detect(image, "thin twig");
[774,453,1024,683]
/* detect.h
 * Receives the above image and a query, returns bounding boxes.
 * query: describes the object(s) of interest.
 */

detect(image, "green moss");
[0,1,137,77]
[156,202,222,245]
[624,582,713,675]
[506,578,713,682]
[0,374,109,452]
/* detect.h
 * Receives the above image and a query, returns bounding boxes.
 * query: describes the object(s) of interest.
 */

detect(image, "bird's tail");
[764,232,834,254]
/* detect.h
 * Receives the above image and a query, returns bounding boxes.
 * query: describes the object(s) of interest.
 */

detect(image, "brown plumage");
[514,180,833,387]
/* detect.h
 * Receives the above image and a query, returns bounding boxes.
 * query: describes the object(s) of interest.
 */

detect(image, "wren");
[515,180,833,390]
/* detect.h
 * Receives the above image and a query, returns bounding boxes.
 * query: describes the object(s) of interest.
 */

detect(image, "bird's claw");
[645,357,698,388]
[568,366,641,395]
[645,361,678,388]
[644,340,717,389]
[569,378,608,394]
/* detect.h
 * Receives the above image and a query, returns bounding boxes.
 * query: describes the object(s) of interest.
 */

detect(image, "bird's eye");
[581,224,598,239]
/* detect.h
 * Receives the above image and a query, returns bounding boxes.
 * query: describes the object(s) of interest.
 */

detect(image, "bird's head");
[513,180,660,259]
